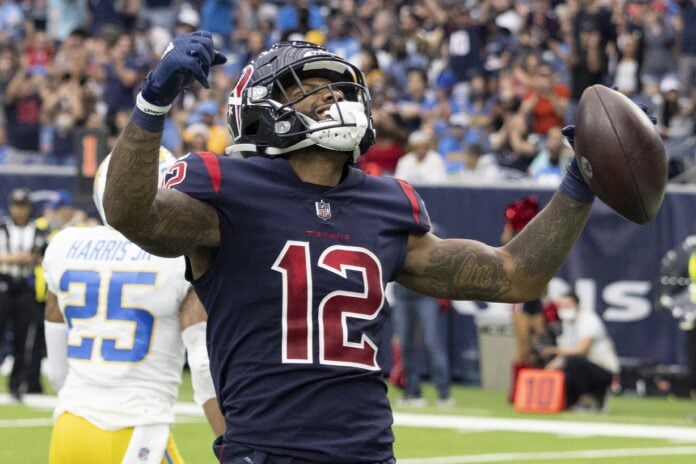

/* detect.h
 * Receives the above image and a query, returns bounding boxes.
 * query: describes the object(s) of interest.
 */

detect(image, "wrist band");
[131,106,167,132]
[560,159,595,204]
[131,93,170,132]
[136,92,172,115]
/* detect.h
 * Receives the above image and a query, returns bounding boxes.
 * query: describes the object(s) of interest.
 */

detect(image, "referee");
[0,188,48,400]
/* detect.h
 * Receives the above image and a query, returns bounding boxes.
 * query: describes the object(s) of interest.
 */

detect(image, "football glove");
[141,31,227,107]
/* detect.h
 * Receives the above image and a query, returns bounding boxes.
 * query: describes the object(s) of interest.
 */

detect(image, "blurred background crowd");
[0,0,695,202]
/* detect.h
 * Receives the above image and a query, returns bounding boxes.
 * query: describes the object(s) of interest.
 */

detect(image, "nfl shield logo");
[137,447,150,461]
[315,200,331,221]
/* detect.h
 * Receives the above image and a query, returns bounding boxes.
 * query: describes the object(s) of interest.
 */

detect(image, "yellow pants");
[49,412,184,464]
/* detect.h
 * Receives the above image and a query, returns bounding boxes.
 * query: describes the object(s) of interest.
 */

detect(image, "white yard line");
[396,446,696,464]
[2,394,695,444]
[393,412,696,442]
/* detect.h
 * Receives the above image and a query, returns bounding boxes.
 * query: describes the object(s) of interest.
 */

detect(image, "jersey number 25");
[60,270,156,363]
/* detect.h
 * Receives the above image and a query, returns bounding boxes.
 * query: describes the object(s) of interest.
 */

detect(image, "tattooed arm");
[103,32,225,272]
[397,192,591,302]
[103,122,219,261]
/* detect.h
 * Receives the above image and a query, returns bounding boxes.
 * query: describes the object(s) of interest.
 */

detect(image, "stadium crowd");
[0,0,695,186]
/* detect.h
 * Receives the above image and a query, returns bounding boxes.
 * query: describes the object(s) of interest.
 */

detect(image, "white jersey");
[43,226,190,430]
[559,310,621,375]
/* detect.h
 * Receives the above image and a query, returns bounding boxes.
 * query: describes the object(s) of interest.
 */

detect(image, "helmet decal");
[230,64,254,140]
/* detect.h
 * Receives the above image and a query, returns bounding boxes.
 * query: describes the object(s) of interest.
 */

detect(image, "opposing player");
[104,33,594,463]
[43,148,224,464]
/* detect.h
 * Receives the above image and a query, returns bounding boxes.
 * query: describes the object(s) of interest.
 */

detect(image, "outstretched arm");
[398,192,590,302]
[398,141,594,302]
[103,31,226,258]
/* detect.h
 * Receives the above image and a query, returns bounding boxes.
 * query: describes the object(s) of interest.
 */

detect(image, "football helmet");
[93,147,177,226]
[226,41,375,161]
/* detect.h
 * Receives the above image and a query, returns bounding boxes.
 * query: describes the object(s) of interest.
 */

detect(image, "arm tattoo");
[103,122,219,257]
[421,242,512,301]
[504,192,590,289]
[103,122,160,235]
[403,192,590,302]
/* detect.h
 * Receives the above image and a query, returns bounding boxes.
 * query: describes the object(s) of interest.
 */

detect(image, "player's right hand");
[141,31,227,107]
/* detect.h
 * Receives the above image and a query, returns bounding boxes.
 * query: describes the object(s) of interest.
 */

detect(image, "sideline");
[396,446,696,464]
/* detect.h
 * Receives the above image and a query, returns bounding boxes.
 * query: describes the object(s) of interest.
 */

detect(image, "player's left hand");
[141,31,227,107]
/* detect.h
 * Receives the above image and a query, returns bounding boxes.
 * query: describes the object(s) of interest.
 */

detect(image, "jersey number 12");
[273,241,384,370]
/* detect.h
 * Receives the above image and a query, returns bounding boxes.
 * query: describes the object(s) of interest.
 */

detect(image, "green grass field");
[1,373,695,463]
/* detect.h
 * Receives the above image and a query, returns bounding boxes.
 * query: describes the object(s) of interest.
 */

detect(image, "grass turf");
[1,373,695,463]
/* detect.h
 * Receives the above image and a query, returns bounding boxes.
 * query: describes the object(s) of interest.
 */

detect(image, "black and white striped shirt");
[0,218,47,280]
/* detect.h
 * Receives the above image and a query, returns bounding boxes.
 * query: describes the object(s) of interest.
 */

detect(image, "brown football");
[574,85,667,224]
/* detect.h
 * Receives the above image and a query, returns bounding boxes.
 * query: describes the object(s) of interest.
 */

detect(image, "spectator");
[522,0,562,52]
[358,107,407,177]
[3,60,44,153]
[174,2,201,35]
[0,188,48,401]
[41,189,83,234]
[613,32,641,96]
[639,1,677,85]
[568,20,609,112]
[450,142,501,184]
[186,100,229,154]
[41,72,86,166]
[139,0,179,30]
[101,32,149,131]
[324,12,361,63]
[183,122,210,153]
[391,283,453,408]
[200,0,234,45]
[543,292,620,411]
[394,68,435,132]
[394,130,447,185]
[0,0,24,42]
[518,61,570,135]
[0,43,19,99]
[46,0,87,43]
[438,114,470,167]
[276,0,324,35]
[445,5,485,82]
[24,29,53,75]
[490,108,540,174]
[676,0,696,97]
[655,75,694,141]
[528,125,572,186]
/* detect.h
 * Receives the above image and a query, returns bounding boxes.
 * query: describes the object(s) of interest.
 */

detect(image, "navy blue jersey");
[167,153,430,463]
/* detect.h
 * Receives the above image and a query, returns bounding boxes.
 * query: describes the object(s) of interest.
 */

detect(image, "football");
[573,85,667,224]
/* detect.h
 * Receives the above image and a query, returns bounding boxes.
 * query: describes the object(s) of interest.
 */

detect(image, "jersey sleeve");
[163,151,223,203]
[42,229,70,294]
[393,178,431,234]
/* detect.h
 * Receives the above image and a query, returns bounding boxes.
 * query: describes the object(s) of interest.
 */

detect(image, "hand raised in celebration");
[141,31,227,108]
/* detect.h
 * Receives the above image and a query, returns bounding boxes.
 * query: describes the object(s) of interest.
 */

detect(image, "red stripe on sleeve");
[395,179,421,225]
[197,151,222,195]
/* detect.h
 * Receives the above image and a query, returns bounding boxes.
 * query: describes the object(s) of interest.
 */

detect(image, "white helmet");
[93,147,177,226]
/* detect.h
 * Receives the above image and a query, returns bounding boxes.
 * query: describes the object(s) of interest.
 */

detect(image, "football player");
[42,147,224,464]
[103,32,594,463]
